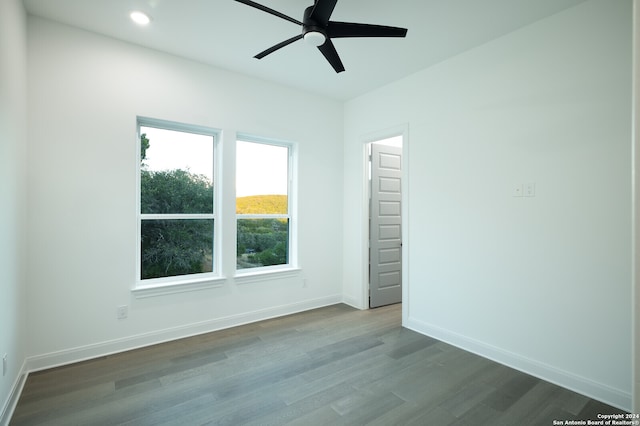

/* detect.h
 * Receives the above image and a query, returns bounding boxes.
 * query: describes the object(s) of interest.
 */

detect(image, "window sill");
[234,268,301,285]
[132,276,226,299]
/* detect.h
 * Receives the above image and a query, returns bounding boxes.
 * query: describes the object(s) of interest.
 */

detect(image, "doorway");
[368,136,403,308]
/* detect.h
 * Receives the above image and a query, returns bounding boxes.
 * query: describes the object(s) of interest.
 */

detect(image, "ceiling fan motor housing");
[303,5,327,43]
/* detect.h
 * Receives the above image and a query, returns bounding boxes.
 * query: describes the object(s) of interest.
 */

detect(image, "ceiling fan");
[234,0,408,73]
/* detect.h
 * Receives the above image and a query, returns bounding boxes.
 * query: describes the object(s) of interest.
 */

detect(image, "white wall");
[344,0,632,410]
[634,0,640,413]
[26,17,344,367]
[0,0,28,423]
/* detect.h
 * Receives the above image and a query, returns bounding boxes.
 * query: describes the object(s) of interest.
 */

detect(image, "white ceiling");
[23,0,586,101]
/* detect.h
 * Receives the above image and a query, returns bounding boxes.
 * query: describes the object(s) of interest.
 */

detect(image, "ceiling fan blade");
[254,34,304,59]
[235,0,302,26]
[327,22,408,38]
[317,39,345,73]
[309,0,338,26]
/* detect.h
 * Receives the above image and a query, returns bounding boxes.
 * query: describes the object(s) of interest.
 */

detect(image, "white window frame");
[235,135,298,277]
[134,117,224,298]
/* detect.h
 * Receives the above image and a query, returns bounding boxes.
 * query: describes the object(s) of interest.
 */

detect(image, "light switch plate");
[525,182,536,197]
[512,184,523,197]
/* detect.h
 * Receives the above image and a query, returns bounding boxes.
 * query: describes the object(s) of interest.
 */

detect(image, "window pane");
[141,219,214,279]
[237,219,289,269]
[236,141,288,214]
[141,127,213,214]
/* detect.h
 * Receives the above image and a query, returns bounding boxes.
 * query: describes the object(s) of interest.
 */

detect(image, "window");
[135,119,296,293]
[236,139,292,271]
[137,118,216,284]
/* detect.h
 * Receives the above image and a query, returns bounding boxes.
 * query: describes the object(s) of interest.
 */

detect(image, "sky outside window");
[141,129,288,198]
[236,141,288,198]
[141,126,213,183]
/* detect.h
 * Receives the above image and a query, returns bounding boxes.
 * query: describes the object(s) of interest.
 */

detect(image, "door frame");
[360,124,409,320]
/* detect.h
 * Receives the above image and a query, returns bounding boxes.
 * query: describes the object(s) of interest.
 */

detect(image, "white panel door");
[370,143,402,308]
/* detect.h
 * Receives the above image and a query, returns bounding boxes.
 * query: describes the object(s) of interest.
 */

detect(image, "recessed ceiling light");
[130,11,151,26]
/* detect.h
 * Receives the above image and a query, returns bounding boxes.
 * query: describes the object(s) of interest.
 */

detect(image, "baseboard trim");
[405,316,632,412]
[26,295,342,373]
[0,359,28,426]
[342,296,366,310]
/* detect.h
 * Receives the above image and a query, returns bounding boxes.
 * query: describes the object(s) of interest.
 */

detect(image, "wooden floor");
[11,304,624,425]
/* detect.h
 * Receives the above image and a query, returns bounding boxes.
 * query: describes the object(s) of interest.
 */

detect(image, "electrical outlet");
[3,354,7,376]
[117,305,128,320]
